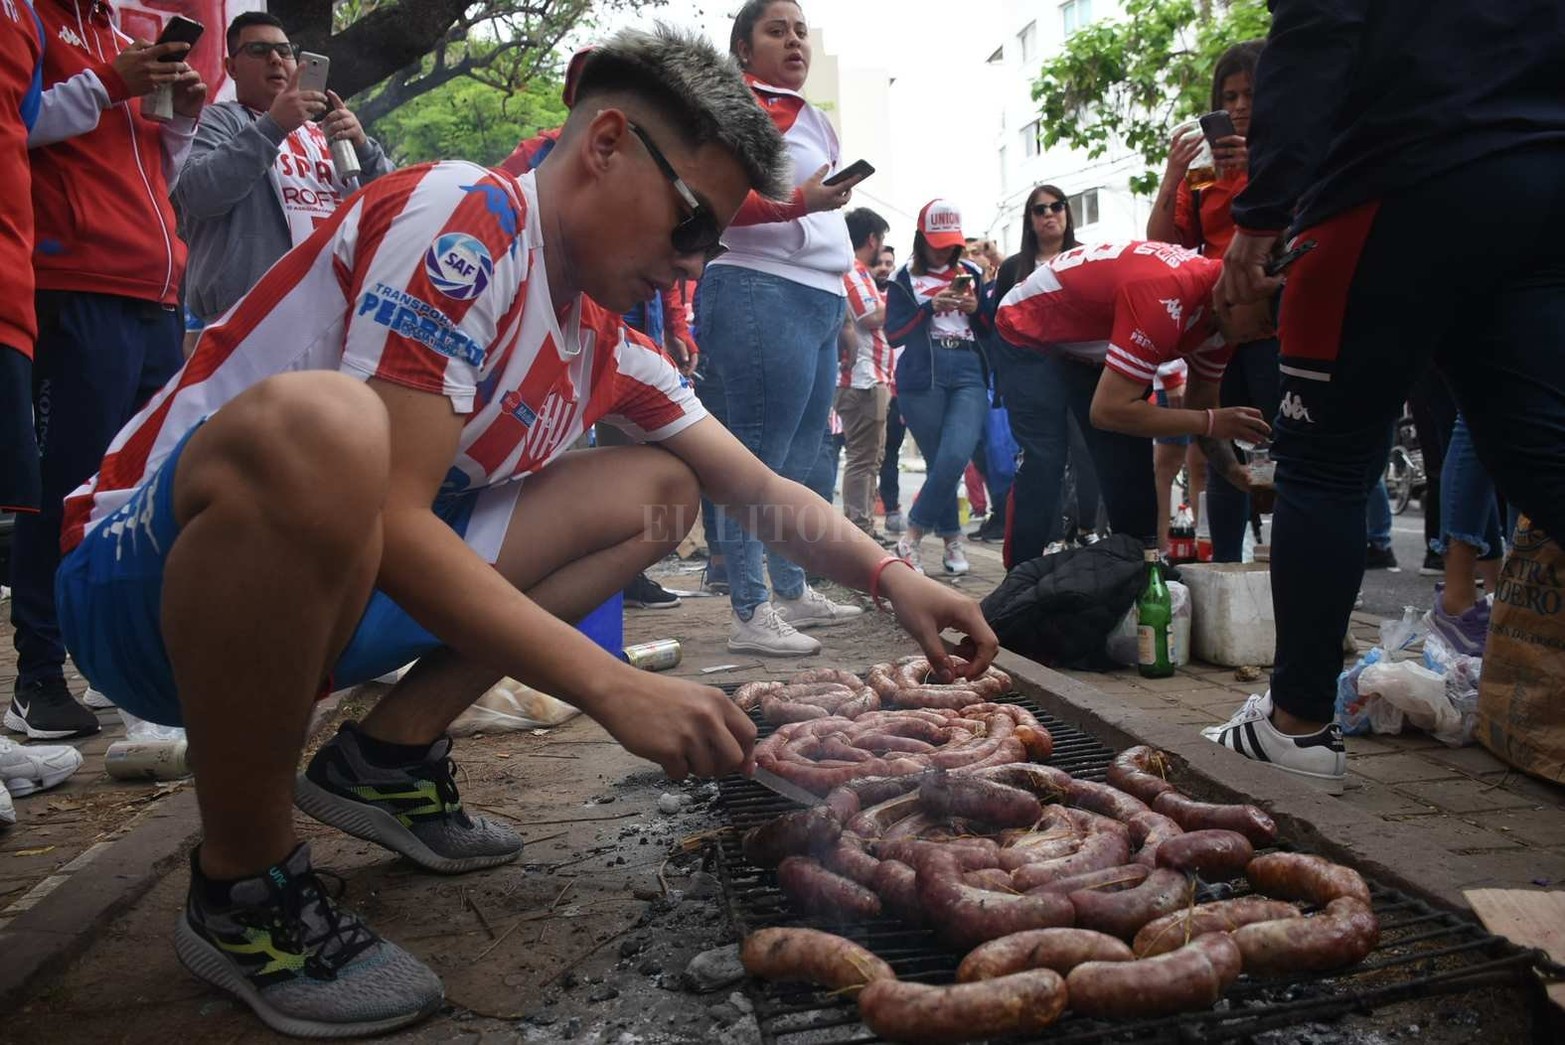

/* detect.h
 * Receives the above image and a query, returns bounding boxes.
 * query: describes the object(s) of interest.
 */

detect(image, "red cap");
[918,199,965,250]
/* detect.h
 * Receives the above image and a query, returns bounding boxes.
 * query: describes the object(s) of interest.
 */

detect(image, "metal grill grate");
[714,692,1537,1044]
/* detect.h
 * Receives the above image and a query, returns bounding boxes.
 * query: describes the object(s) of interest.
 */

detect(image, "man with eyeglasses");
[51,28,997,1036]
[175,11,393,329]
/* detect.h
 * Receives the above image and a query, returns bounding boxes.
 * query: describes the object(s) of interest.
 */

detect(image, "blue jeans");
[897,348,988,537]
[1367,477,1392,550]
[1437,413,1505,558]
[694,266,844,618]
[1269,143,1565,723]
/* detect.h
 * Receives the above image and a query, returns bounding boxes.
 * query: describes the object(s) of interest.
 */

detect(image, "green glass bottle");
[1137,548,1175,678]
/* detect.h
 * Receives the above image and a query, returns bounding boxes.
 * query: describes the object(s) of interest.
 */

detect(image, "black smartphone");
[823,159,875,188]
[155,13,204,58]
[1264,239,1316,278]
[1198,109,1237,144]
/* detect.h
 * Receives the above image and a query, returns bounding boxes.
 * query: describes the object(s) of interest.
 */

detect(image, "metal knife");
[750,766,824,806]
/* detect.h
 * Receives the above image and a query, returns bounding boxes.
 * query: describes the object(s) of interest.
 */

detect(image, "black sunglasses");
[237,41,299,60]
[626,122,726,261]
[1031,200,1069,217]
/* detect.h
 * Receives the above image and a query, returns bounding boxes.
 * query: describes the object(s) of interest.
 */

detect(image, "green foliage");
[372,71,568,168]
[1031,0,1270,196]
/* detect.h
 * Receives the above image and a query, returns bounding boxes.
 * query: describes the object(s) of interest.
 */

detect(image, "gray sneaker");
[296,723,522,874]
[176,843,443,1038]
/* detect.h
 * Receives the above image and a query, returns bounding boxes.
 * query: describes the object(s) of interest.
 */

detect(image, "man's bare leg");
[358,444,699,745]
[162,373,390,880]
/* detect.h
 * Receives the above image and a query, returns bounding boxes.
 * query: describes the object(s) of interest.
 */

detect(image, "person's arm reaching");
[1231,0,1369,235]
[1089,367,1268,449]
[665,416,1000,679]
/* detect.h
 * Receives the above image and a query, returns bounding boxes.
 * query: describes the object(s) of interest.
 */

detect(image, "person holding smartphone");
[174,12,394,327]
[1146,39,1276,563]
[695,0,866,657]
[9,2,206,740]
[883,200,995,575]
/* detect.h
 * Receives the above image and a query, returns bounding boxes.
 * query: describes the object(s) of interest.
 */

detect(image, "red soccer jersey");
[995,240,1231,385]
[0,0,41,353]
[840,259,893,388]
[62,162,704,552]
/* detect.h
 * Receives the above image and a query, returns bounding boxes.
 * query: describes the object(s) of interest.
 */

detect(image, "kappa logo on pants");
[1279,391,1314,423]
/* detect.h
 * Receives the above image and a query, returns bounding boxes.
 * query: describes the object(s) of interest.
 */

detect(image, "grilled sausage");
[1106,745,1178,804]
[823,772,930,820]
[1066,938,1228,1019]
[1128,810,1185,868]
[919,772,1043,829]
[918,851,1075,949]
[740,927,895,993]
[857,969,1066,1044]
[1133,897,1302,957]
[1067,779,1152,823]
[1009,830,1133,889]
[1154,829,1255,880]
[1152,791,1278,846]
[870,859,923,925]
[741,807,842,867]
[968,762,1073,800]
[1244,852,1372,907]
[777,856,882,922]
[1233,897,1380,975]
[1068,867,1195,940]
[957,927,1133,981]
[1014,723,1055,760]
[823,836,883,888]
[1027,863,1150,896]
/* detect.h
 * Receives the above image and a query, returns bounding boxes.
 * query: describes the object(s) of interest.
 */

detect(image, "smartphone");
[1264,239,1317,277]
[296,51,330,94]
[1198,109,1237,144]
[155,13,203,59]
[950,273,975,294]
[822,159,875,188]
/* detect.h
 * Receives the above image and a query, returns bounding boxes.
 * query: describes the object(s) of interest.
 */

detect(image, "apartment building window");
[1017,20,1036,64]
[999,145,1008,194]
[1061,0,1092,36]
[1021,120,1041,158]
[1067,188,1100,227]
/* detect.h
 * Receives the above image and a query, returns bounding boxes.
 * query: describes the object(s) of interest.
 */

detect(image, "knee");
[200,373,390,525]
[641,449,700,545]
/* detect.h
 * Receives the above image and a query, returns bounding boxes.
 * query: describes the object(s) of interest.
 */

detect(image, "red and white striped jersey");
[995,240,1231,385]
[62,162,704,551]
[840,259,893,389]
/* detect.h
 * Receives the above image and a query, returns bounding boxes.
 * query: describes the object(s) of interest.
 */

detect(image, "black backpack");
[980,534,1153,670]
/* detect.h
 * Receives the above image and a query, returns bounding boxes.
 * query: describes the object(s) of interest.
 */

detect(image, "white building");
[981,0,1155,255]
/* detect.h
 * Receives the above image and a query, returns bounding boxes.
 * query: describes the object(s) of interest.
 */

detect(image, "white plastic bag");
[1357,660,1462,740]
[118,708,185,742]
[1105,581,1191,668]
[1421,629,1482,746]
[447,678,582,737]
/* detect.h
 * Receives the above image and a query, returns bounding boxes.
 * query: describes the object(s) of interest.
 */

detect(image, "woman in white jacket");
[696,0,865,657]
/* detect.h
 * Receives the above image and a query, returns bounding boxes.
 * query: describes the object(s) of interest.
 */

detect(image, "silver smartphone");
[296,51,329,95]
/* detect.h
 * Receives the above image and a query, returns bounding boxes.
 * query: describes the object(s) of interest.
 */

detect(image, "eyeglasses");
[626,122,726,261]
[236,41,299,60]
[1031,201,1069,217]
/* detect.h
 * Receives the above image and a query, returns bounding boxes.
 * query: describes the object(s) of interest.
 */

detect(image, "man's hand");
[881,564,999,681]
[800,164,853,214]
[268,64,328,134]
[931,288,963,314]
[1216,229,1283,307]
[666,334,698,377]
[1209,405,1271,443]
[589,672,758,780]
[113,40,192,98]
[951,290,980,315]
[171,67,207,118]
[320,91,367,147]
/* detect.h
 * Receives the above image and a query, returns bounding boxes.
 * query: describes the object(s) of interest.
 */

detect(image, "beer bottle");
[1137,548,1175,678]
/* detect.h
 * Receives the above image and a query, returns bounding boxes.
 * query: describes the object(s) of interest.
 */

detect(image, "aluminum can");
[330,137,362,180]
[623,639,682,672]
[105,739,192,781]
[142,84,174,122]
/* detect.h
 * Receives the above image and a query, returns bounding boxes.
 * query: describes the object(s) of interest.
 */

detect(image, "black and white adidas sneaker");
[1201,692,1347,794]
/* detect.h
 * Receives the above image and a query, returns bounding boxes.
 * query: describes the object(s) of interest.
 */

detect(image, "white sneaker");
[895,536,925,575]
[775,586,864,630]
[0,735,85,797]
[0,785,12,826]
[1201,691,1346,795]
[942,538,970,575]
[728,603,822,656]
[81,686,115,709]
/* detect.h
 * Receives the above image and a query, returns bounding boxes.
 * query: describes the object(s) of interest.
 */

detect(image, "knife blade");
[750,765,823,806]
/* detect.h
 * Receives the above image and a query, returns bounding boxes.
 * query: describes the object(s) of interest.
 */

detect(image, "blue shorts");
[56,424,512,727]
[1154,388,1191,447]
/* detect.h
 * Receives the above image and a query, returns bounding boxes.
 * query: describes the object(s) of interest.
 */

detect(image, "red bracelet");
[869,554,915,611]
[1205,408,1216,437]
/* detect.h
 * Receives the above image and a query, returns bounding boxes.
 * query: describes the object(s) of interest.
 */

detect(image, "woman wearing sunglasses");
[695,0,865,657]
[989,185,1105,565]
